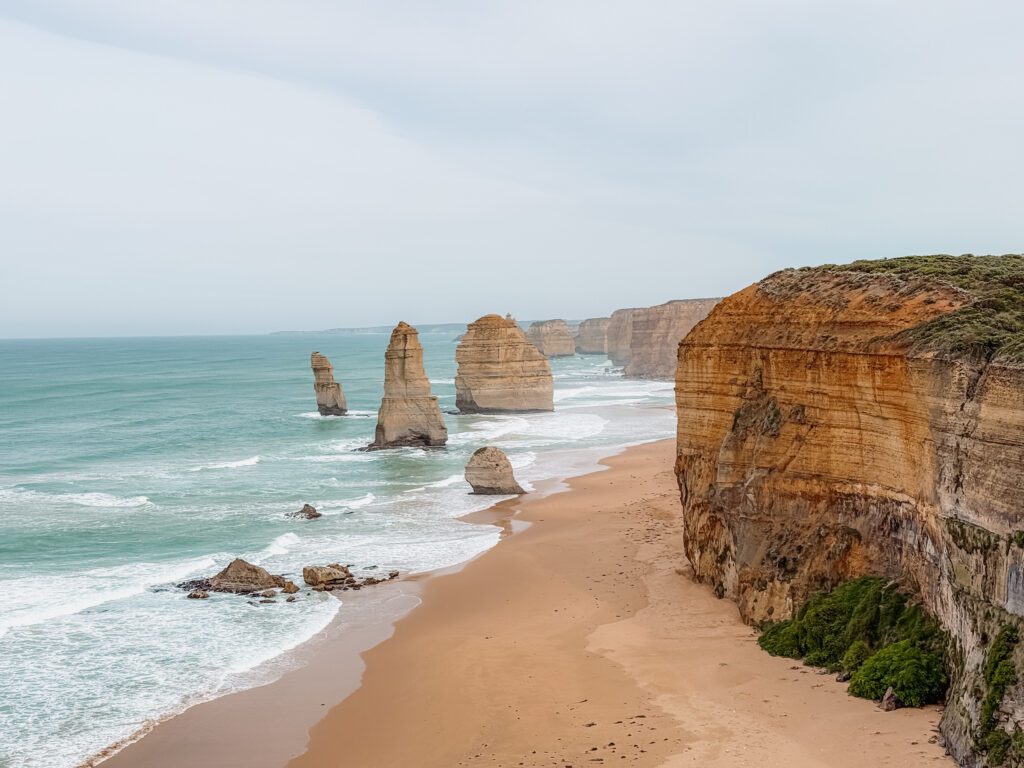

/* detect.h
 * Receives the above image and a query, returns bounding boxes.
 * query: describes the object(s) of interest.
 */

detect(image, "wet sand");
[103,439,949,768]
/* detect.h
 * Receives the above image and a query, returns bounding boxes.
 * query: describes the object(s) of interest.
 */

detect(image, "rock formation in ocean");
[303,563,400,591]
[574,317,611,354]
[454,314,554,413]
[673,255,1024,765]
[623,298,719,378]
[369,322,448,449]
[525,320,576,357]
[464,446,525,494]
[310,352,347,415]
[288,503,321,519]
[180,558,299,595]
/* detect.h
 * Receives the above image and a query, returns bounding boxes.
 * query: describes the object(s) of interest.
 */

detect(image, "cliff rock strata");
[575,317,611,354]
[369,322,447,449]
[624,298,719,379]
[455,314,553,413]
[606,308,638,367]
[674,258,1024,765]
[526,320,576,357]
[311,352,347,415]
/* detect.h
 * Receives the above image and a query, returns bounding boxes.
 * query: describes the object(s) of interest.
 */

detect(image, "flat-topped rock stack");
[525,319,576,357]
[369,322,448,449]
[455,314,554,413]
[311,352,347,415]
[606,308,639,367]
[574,317,610,354]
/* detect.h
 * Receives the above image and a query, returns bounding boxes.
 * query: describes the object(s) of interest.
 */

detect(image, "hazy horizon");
[2,1,1022,339]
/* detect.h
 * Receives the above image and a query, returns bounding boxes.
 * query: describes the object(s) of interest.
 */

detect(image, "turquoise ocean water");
[0,332,675,768]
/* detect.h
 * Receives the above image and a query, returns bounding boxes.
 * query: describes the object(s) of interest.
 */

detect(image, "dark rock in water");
[259,590,276,598]
[179,557,299,595]
[187,590,209,600]
[288,503,322,520]
[286,595,297,603]
[388,570,400,580]
[880,687,901,711]
[259,599,276,604]
[282,581,299,594]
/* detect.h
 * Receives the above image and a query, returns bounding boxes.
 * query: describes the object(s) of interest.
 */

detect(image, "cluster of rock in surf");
[179,557,399,603]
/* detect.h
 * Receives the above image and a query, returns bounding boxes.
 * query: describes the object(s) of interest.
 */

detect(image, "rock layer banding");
[311,352,347,415]
[455,314,554,413]
[464,446,525,495]
[605,299,719,377]
[525,320,576,357]
[674,258,1024,764]
[574,317,611,354]
[369,322,448,449]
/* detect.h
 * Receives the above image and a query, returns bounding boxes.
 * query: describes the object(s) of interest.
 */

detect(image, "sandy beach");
[100,439,949,768]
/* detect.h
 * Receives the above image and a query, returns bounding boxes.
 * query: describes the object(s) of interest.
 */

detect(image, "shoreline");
[100,439,950,768]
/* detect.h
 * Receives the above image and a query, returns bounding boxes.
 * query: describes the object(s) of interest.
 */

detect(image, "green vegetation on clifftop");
[818,254,1024,361]
[758,577,949,706]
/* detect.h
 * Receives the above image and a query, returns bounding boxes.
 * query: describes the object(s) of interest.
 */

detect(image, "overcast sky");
[1,1,1022,337]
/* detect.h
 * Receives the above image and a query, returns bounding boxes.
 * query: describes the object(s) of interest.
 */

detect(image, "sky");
[1,1,1022,337]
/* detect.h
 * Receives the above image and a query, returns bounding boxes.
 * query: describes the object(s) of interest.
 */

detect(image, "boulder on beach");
[303,563,353,588]
[464,446,525,495]
[181,557,299,595]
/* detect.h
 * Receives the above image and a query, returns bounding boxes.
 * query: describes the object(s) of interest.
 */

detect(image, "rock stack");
[311,352,347,415]
[574,317,610,354]
[454,314,554,413]
[369,322,448,449]
[525,319,576,357]
[606,308,639,367]
[464,446,525,494]
[623,298,719,378]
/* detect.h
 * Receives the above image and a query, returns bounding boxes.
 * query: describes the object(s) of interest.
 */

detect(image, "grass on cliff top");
[813,254,1024,362]
[759,577,949,706]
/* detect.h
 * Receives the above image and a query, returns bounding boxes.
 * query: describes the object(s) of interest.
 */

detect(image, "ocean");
[0,332,675,768]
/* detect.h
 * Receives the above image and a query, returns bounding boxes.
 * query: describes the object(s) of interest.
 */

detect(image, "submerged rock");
[465,446,525,495]
[455,314,553,413]
[187,590,209,600]
[368,322,448,449]
[180,557,299,595]
[288,503,322,520]
[311,352,347,416]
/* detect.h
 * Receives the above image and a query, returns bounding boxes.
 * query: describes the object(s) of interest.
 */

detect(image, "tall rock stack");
[369,322,448,449]
[623,298,720,379]
[455,314,554,413]
[525,320,576,357]
[310,352,347,415]
[574,317,611,354]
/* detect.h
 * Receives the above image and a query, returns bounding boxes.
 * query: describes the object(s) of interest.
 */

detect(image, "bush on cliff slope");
[819,253,1024,361]
[759,577,949,705]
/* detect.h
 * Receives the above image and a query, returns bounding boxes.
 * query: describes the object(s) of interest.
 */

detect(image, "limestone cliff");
[575,317,611,354]
[674,255,1024,766]
[310,352,347,415]
[455,314,553,413]
[526,320,576,357]
[624,298,720,379]
[606,308,638,367]
[369,322,447,449]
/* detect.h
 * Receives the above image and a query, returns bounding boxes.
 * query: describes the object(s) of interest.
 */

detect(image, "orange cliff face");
[674,266,1024,765]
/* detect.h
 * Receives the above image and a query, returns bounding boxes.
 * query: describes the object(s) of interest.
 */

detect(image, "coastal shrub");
[847,640,947,706]
[841,639,873,672]
[981,626,1019,733]
[757,577,950,707]
[819,254,1024,361]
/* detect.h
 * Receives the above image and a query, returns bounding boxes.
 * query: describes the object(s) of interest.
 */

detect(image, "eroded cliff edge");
[674,255,1024,766]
